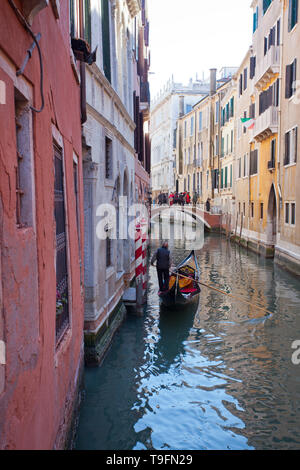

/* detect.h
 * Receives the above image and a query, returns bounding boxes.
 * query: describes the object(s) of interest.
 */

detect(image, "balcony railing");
[255,46,280,91]
[253,106,278,142]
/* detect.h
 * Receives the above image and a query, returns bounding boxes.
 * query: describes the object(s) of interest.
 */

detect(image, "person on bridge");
[151,241,171,292]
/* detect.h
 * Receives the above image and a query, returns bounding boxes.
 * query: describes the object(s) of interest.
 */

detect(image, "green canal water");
[75,233,300,450]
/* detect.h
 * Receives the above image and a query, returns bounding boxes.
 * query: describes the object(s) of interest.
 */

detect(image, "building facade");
[276,0,300,274]
[0,0,84,449]
[150,78,210,199]
[80,0,151,364]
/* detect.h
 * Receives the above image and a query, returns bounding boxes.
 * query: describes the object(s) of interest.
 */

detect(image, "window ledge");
[284,162,297,169]
[106,266,115,280]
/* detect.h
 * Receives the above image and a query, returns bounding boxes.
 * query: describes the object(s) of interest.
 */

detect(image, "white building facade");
[150,79,210,199]
[81,0,149,364]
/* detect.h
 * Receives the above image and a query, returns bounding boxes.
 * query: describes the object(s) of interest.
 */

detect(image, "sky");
[148,0,253,98]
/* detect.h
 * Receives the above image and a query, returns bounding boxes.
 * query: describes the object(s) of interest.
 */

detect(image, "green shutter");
[230,164,232,187]
[221,168,224,188]
[225,167,228,188]
[101,0,111,83]
[84,0,91,45]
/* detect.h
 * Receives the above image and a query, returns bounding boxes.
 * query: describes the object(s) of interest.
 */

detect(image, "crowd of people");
[155,191,196,206]
[153,192,212,212]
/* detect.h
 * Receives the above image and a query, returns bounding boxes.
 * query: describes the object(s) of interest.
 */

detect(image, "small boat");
[159,250,201,308]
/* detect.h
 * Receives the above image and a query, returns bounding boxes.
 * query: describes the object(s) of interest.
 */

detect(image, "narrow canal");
[75,233,300,450]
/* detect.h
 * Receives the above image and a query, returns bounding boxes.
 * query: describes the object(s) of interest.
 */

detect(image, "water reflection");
[76,233,300,450]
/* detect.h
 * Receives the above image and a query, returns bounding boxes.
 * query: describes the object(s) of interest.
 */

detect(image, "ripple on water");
[75,235,300,450]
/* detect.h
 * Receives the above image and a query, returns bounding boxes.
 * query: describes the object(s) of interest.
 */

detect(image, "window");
[285,59,297,99]
[259,80,279,115]
[184,121,187,138]
[106,235,112,267]
[243,202,246,216]
[215,102,219,123]
[73,157,82,276]
[250,149,258,175]
[221,168,224,189]
[190,116,194,136]
[231,130,234,153]
[291,203,296,225]
[244,68,248,91]
[238,158,242,178]
[225,166,228,188]
[270,139,276,168]
[221,137,224,157]
[250,56,256,79]
[199,112,203,131]
[263,0,272,15]
[288,0,298,31]
[54,142,70,343]
[285,202,290,224]
[14,89,34,228]
[83,0,91,45]
[70,0,79,38]
[230,97,234,118]
[105,136,113,179]
[230,164,232,188]
[251,202,254,218]
[284,127,298,165]
[253,6,259,32]
[260,203,264,220]
[215,135,219,156]
[101,0,111,82]
[243,154,247,177]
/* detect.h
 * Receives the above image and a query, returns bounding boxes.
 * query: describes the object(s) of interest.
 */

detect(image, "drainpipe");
[276,0,284,237]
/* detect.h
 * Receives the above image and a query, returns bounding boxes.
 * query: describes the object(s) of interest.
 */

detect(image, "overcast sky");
[148,0,253,98]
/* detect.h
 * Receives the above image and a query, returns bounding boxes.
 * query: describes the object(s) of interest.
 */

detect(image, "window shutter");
[285,131,290,165]
[286,64,292,98]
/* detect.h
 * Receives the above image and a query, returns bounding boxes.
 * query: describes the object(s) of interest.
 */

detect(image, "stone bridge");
[150,205,222,230]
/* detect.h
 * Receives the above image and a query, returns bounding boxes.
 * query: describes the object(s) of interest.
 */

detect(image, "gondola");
[158,250,201,308]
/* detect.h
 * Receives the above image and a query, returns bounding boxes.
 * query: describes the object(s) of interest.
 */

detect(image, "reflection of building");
[82,0,151,364]
[150,78,210,199]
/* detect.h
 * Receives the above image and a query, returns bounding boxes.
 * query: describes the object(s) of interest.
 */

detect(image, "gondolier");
[159,250,201,308]
[151,242,171,292]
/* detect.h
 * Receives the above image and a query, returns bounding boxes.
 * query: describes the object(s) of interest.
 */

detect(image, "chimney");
[210,68,217,96]
[179,95,185,117]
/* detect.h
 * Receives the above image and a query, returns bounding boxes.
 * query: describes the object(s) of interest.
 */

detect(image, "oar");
[170,270,274,317]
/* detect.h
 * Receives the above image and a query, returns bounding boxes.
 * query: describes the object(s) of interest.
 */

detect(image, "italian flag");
[241,117,255,130]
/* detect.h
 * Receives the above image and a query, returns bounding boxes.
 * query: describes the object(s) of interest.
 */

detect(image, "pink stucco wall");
[0,2,84,449]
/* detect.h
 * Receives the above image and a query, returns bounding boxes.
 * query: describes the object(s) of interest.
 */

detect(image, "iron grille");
[54,142,69,343]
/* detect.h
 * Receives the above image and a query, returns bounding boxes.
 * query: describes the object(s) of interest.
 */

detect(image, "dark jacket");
[151,247,170,270]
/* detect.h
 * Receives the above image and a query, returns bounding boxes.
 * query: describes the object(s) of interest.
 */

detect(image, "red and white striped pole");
[141,218,148,297]
[135,222,143,283]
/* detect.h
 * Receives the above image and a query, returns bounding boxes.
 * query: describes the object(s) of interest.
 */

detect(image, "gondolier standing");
[151,241,171,292]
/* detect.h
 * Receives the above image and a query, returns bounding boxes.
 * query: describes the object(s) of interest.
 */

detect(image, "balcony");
[255,46,280,91]
[253,106,278,142]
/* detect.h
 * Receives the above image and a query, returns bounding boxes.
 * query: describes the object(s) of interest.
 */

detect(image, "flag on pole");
[241,117,255,130]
